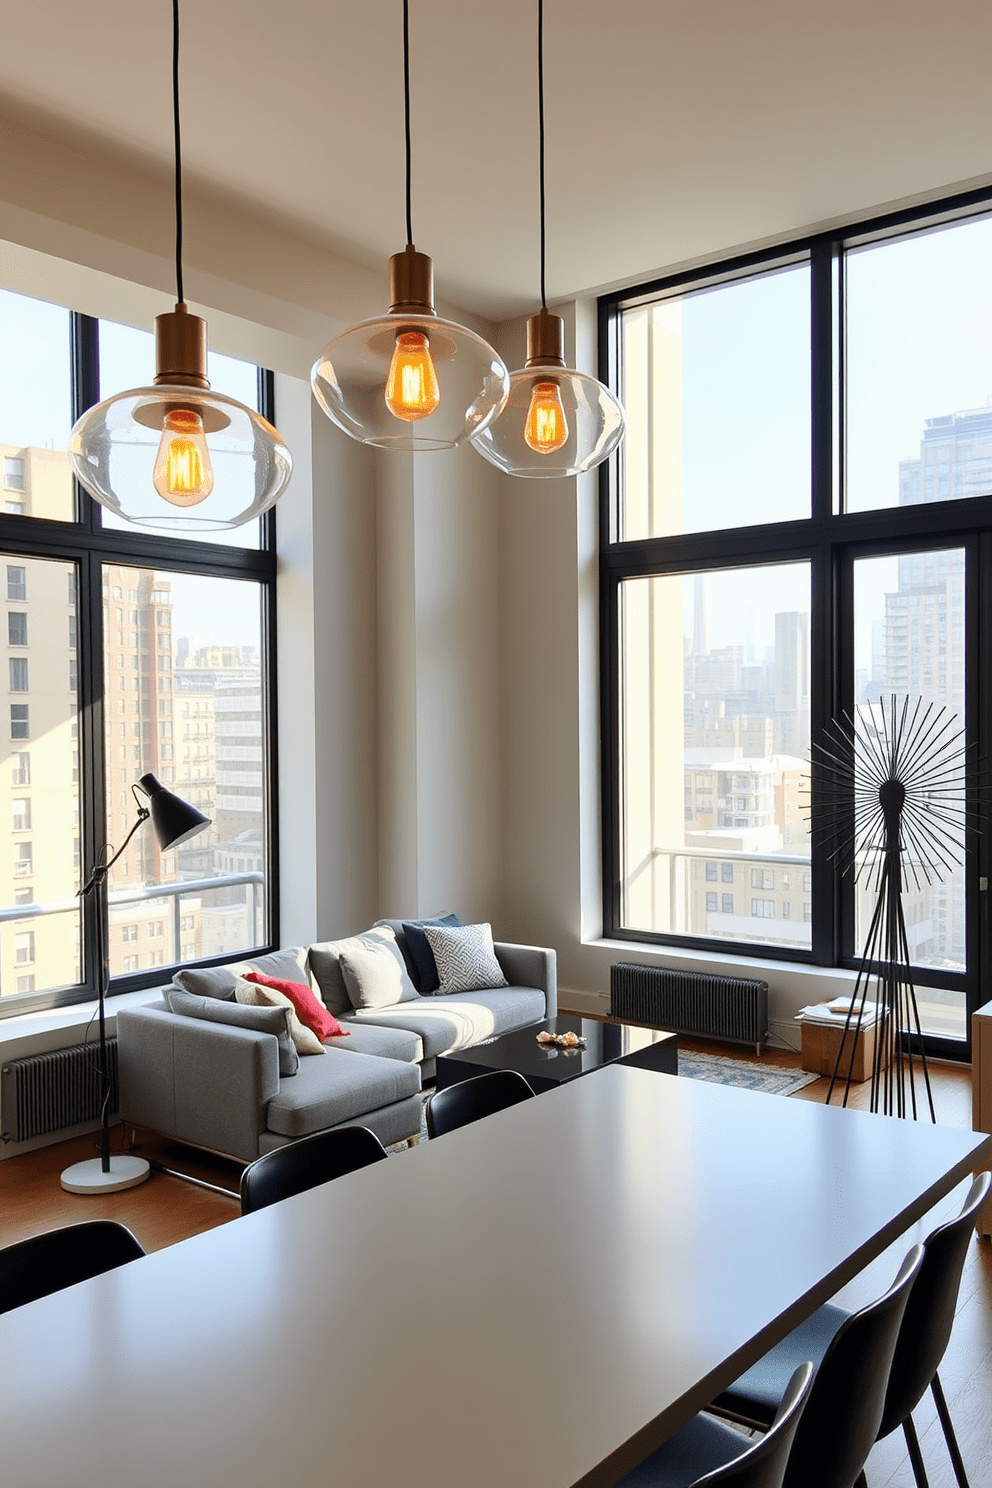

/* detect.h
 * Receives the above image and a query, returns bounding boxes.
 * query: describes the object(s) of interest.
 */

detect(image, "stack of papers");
[796,996,882,1027]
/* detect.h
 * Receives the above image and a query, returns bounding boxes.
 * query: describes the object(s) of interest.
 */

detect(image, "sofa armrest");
[493,943,557,1020]
[117,1004,281,1163]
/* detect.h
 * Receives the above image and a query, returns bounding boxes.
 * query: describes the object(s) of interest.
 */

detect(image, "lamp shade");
[311,247,509,452]
[69,385,292,531]
[68,306,292,532]
[137,773,210,850]
[470,312,625,478]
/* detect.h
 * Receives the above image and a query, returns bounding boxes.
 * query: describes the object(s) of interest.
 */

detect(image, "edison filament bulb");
[385,331,441,422]
[152,408,214,505]
[524,378,568,454]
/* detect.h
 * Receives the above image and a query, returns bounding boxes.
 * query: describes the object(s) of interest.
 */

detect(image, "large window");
[601,191,992,1058]
[0,288,278,1015]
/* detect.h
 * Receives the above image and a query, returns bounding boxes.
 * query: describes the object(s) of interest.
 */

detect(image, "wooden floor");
[1,1039,989,1488]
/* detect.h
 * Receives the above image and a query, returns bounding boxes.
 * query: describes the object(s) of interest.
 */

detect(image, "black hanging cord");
[538,0,547,310]
[403,0,413,246]
[172,0,185,305]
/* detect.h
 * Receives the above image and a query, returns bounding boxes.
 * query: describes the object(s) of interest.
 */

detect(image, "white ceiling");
[3,0,992,320]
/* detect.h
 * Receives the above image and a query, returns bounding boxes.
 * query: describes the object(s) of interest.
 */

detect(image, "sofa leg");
[147,1159,241,1199]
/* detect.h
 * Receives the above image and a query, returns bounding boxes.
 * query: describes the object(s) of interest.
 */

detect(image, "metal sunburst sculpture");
[813,695,970,1120]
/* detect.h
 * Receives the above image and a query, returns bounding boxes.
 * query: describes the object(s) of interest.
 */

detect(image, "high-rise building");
[774,610,810,757]
[852,404,979,974]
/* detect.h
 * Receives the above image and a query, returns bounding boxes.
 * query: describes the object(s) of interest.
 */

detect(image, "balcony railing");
[623,844,812,949]
[0,871,265,999]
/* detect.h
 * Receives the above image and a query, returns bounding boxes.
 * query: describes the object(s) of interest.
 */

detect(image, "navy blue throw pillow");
[401,913,461,994]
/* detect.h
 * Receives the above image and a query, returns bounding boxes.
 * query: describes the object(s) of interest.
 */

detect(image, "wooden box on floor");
[972,999,992,1238]
[800,1017,886,1084]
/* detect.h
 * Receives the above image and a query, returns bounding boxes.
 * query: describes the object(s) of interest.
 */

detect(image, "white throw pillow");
[338,934,419,1011]
[421,922,508,994]
[234,976,325,1056]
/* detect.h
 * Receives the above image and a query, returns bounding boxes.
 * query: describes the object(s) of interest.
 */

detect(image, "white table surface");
[2,1066,988,1488]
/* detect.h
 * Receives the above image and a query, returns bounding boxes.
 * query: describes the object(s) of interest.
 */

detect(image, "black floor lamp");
[60,773,209,1195]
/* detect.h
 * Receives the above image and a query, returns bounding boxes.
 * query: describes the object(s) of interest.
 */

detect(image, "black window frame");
[599,184,992,1063]
[0,307,281,1020]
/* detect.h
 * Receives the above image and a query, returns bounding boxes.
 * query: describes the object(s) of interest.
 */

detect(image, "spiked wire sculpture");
[813,696,971,1120]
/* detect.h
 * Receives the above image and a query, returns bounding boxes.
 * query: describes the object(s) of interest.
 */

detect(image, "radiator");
[1,1039,119,1144]
[610,964,769,1053]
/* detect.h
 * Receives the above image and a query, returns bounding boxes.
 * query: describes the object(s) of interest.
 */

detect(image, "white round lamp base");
[60,1155,151,1194]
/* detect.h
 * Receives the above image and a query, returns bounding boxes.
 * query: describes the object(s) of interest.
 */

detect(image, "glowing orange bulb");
[385,331,440,422]
[524,378,568,454]
[152,409,214,507]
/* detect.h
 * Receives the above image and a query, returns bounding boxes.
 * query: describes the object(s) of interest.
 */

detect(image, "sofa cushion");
[173,964,244,1001]
[340,932,418,1011]
[172,948,310,1004]
[400,913,460,993]
[246,947,311,988]
[423,922,509,994]
[166,986,299,1077]
[236,977,325,1057]
[307,927,395,1017]
[348,987,546,1061]
[243,971,347,1041]
[265,1048,421,1139]
[325,1021,423,1063]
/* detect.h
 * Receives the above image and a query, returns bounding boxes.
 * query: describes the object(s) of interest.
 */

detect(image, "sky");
[626,210,992,538]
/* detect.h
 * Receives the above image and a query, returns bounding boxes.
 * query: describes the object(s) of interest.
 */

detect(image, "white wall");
[275,378,380,948]
[375,442,504,924]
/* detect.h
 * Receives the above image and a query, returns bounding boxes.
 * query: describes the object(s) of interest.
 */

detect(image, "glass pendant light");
[471,0,625,478]
[68,1,292,531]
[311,0,509,451]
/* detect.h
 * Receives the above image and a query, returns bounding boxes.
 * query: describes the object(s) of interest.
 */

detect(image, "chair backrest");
[694,1364,814,1488]
[240,1124,389,1215]
[425,1069,535,1139]
[878,1169,991,1438]
[782,1243,923,1488]
[0,1220,145,1314]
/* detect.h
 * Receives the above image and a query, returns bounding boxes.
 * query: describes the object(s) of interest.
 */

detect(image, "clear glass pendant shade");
[471,362,625,478]
[311,310,510,451]
[69,384,292,531]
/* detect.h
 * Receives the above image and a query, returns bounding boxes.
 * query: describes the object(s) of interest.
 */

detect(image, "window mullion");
[77,548,106,998]
[70,314,101,535]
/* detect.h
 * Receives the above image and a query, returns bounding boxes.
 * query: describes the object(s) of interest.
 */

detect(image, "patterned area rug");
[678,1050,819,1097]
[392,1053,818,1149]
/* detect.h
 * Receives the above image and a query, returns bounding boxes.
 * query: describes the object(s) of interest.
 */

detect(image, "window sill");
[0,986,163,1059]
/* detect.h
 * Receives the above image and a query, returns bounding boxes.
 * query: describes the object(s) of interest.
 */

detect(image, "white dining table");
[2,1065,988,1488]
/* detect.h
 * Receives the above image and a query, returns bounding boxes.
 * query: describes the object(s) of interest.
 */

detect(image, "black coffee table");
[434,1014,678,1094]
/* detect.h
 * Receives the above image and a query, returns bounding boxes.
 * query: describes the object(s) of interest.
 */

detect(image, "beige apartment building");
[0,542,79,997]
[0,441,264,997]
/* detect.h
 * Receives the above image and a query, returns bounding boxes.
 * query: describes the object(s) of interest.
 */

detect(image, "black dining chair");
[424,1069,535,1139]
[0,1220,145,1314]
[623,1246,921,1488]
[240,1124,389,1215]
[714,1172,991,1488]
[616,1362,813,1488]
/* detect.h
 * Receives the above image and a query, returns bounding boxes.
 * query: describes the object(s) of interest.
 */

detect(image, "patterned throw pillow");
[400,913,461,994]
[421,922,508,995]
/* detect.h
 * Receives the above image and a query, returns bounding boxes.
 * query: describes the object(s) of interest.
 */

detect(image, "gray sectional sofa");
[116,921,557,1163]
